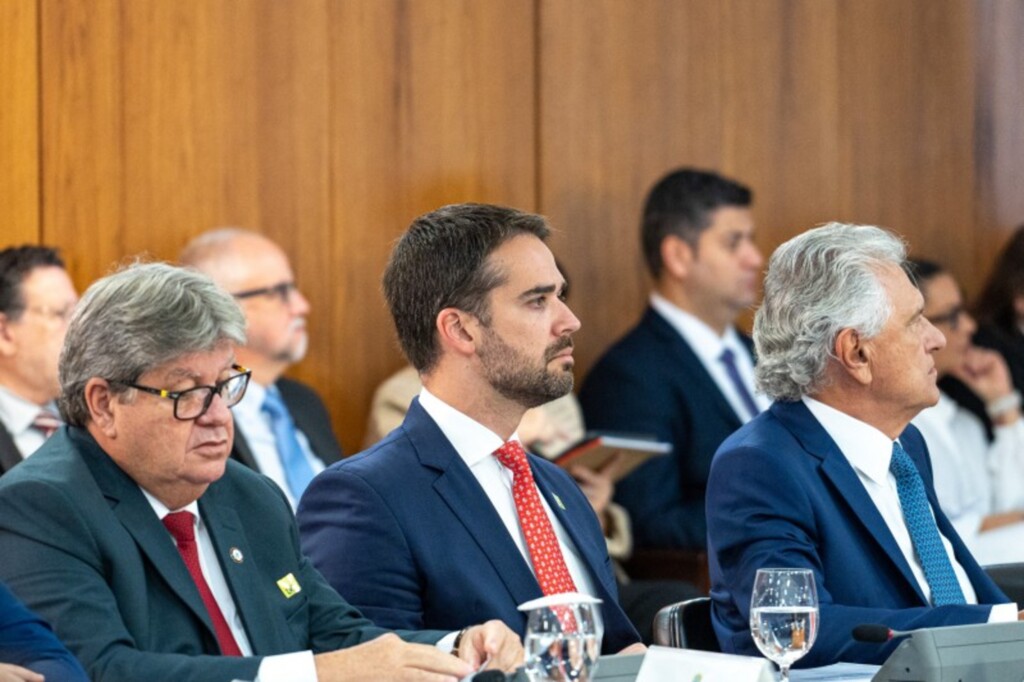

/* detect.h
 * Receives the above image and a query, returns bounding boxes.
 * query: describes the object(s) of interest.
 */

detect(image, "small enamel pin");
[553,494,566,511]
[276,572,302,599]
[229,547,244,563]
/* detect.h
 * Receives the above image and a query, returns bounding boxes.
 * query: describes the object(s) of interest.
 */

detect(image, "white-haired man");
[706,223,1020,667]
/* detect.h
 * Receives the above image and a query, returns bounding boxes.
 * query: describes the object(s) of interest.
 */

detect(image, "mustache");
[544,336,574,361]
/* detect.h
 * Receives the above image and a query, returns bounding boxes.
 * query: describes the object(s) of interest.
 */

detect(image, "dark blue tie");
[261,387,316,500]
[889,441,966,605]
[718,348,761,420]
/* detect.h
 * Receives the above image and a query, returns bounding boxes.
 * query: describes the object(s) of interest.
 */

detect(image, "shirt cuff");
[988,603,1019,623]
[257,650,317,682]
[436,630,461,653]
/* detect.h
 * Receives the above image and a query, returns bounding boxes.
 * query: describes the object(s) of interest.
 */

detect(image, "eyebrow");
[517,282,565,300]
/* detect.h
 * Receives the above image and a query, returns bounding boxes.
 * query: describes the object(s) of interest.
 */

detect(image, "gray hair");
[59,262,247,426]
[753,222,906,401]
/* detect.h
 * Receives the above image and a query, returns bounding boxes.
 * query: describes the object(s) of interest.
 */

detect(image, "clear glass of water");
[749,568,818,682]
[519,593,603,682]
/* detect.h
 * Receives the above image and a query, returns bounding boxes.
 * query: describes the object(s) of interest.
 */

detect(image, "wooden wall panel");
[40,0,123,285]
[6,0,1019,450]
[321,0,536,449]
[0,0,40,247]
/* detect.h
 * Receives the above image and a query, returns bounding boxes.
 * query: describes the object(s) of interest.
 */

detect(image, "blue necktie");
[889,441,966,605]
[261,387,316,500]
[719,348,761,420]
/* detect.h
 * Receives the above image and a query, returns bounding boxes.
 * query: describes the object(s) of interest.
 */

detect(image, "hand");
[456,620,524,672]
[957,347,1014,403]
[618,642,647,655]
[314,633,472,682]
[569,453,622,516]
[0,664,44,682]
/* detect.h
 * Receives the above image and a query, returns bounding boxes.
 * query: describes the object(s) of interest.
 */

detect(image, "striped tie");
[31,409,61,439]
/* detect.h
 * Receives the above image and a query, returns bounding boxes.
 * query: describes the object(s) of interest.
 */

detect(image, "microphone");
[852,624,915,643]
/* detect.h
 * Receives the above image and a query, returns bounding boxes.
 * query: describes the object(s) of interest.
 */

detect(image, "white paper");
[790,662,879,681]
[635,645,774,682]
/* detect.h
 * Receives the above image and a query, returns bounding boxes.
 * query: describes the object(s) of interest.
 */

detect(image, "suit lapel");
[644,308,745,427]
[198,489,277,653]
[73,431,221,638]
[0,422,22,473]
[773,402,928,604]
[405,401,544,608]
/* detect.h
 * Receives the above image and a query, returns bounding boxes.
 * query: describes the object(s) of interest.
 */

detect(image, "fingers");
[0,664,45,682]
[476,620,525,672]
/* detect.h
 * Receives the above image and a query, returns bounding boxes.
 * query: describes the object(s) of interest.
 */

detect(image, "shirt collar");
[0,385,52,435]
[418,388,520,467]
[802,395,897,485]
[649,292,745,365]
[140,487,201,521]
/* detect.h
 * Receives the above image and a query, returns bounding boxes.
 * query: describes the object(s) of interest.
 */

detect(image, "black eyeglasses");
[927,305,966,331]
[231,281,297,304]
[116,364,252,420]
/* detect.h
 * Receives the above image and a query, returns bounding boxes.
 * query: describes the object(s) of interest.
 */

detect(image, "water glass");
[749,568,818,682]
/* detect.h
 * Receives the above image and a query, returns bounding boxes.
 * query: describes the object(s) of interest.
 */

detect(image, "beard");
[477,329,574,409]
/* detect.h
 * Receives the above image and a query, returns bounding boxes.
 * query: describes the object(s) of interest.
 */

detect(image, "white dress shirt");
[649,293,770,421]
[803,397,1017,620]
[0,386,54,460]
[231,380,325,510]
[913,391,1024,565]
[142,490,316,682]
[418,388,600,602]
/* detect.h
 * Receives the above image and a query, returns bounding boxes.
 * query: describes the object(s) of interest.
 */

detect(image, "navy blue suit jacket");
[706,400,1010,666]
[580,306,748,549]
[0,581,87,680]
[297,399,640,653]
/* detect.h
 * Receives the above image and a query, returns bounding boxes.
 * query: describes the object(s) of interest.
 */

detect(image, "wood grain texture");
[0,0,1017,449]
[0,0,40,247]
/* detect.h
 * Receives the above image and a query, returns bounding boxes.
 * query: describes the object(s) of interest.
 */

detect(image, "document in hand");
[551,432,671,482]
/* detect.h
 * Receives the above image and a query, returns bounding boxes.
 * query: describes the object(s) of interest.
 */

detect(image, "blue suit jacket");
[580,306,748,549]
[297,399,640,653]
[0,581,87,680]
[706,400,1009,666]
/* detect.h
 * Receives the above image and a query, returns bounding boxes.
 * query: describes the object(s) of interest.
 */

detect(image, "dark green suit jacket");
[0,427,443,682]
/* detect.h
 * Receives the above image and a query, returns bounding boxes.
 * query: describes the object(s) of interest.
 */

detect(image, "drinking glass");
[749,568,818,682]
[519,593,603,682]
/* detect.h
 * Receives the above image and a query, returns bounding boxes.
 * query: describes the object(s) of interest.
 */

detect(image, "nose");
[962,310,977,336]
[925,318,947,353]
[290,287,311,316]
[198,392,232,425]
[557,299,581,336]
[744,240,764,269]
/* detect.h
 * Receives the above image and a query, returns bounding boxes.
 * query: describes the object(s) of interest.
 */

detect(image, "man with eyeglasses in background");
[181,229,342,508]
[0,246,79,474]
[0,262,523,682]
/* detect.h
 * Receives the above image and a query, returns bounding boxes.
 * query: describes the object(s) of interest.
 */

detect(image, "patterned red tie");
[31,409,61,439]
[162,511,243,656]
[495,440,579,615]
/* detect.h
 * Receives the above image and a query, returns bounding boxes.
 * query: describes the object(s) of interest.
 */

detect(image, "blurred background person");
[910,259,1024,565]
[973,225,1024,396]
[181,229,342,508]
[0,246,78,474]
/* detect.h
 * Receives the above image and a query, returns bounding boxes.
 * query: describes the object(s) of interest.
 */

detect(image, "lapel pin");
[276,572,302,599]
[553,494,566,511]
[229,547,244,563]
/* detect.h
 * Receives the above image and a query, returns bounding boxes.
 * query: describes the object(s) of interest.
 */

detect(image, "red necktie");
[495,441,579,597]
[161,511,243,656]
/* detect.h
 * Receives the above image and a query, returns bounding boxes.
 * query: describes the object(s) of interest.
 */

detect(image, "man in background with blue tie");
[706,223,1020,667]
[580,168,768,551]
[181,229,342,508]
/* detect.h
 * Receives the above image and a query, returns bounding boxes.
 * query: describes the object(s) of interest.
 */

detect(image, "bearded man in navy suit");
[707,223,1021,666]
[298,203,642,654]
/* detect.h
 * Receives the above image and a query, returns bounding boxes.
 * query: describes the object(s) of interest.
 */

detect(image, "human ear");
[834,327,872,386]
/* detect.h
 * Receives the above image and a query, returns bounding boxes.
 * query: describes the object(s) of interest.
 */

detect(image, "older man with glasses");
[0,262,522,682]
[180,229,342,509]
[0,246,79,474]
